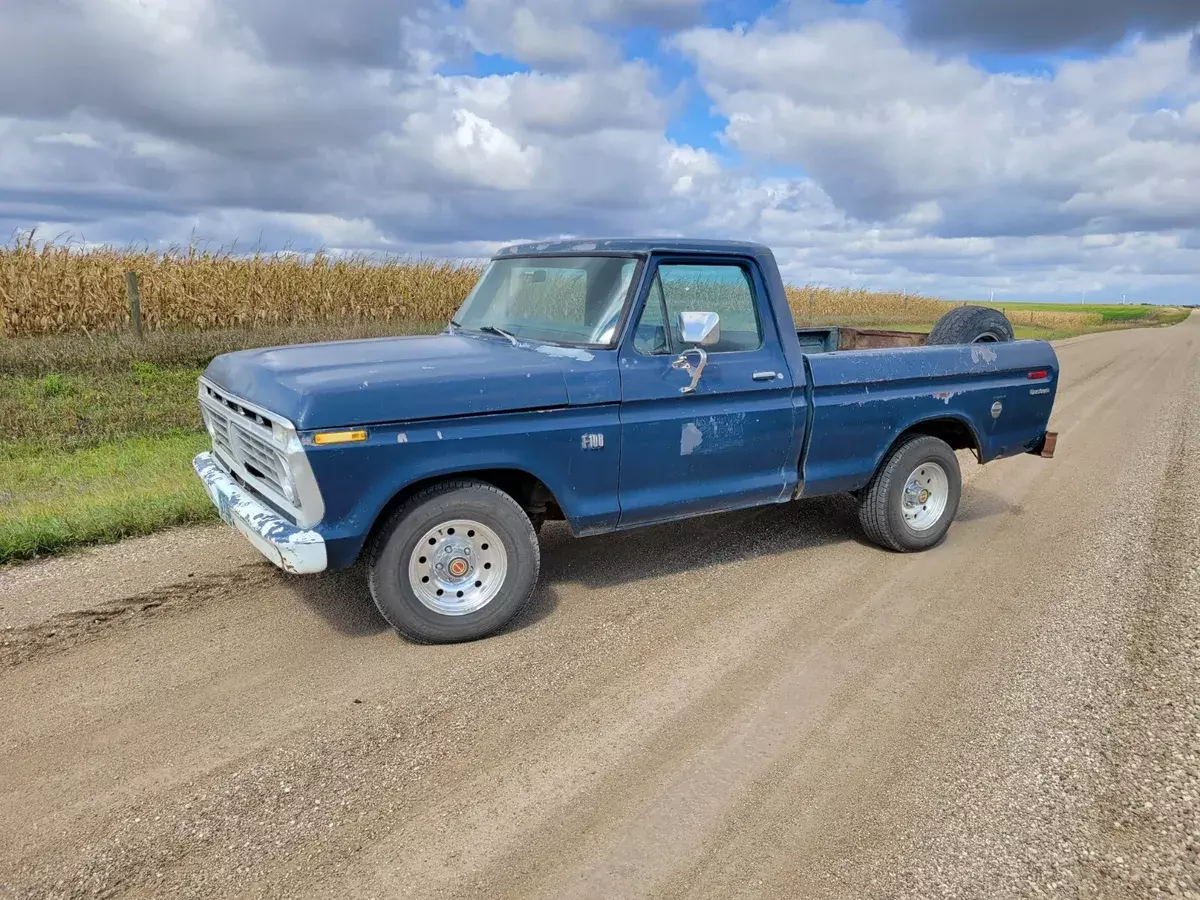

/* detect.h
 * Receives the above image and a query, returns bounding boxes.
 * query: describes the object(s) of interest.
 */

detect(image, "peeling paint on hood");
[535,344,596,362]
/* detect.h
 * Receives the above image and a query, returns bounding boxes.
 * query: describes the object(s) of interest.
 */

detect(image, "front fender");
[304,406,621,568]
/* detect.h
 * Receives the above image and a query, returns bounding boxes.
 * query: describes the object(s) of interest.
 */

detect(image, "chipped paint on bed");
[971,344,998,364]
[193,452,327,574]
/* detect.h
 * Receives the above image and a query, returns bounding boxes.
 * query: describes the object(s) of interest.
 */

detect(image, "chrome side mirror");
[678,311,720,347]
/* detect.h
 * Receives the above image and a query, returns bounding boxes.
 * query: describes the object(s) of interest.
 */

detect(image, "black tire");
[926,305,1014,345]
[368,479,540,643]
[857,435,962,552]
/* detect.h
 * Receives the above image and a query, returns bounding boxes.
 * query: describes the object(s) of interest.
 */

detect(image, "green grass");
[990,302,1189,326]
[846,321,1091,342]
[0,364,203,451]
[863,301,1190,342]
[0,433,215,563]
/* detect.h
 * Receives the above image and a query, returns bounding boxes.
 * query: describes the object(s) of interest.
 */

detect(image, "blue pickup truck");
[193,239,1058,642]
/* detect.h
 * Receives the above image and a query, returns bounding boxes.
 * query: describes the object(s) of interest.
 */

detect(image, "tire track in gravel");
[0,565,276,668]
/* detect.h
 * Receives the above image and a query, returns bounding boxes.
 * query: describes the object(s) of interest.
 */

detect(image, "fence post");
[125,270,143,339]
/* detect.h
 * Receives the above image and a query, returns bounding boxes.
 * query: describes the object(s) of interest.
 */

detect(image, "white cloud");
[34,132,101,149]
[0,0,1197,303]
[675,19,1200,243]
[431,110,544,190]
[463,0,616,70]
[462,0,706,70]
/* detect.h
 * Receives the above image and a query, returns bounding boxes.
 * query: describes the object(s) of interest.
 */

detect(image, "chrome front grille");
[208,411,235,459]
[199,380,298,519]
[231,426,286,495]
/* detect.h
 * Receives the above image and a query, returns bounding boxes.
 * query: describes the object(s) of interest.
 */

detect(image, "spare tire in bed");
[926,305,1015,345]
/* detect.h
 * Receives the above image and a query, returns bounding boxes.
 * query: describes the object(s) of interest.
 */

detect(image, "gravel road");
[2,314,1197,899]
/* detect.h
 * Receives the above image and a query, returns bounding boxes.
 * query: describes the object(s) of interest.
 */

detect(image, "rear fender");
[801,340,1059,496]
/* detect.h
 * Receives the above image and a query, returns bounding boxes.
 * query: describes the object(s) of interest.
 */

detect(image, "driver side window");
[632,262,763,355]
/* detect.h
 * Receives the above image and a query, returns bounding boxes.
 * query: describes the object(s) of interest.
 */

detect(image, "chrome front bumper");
[193,452,327,574]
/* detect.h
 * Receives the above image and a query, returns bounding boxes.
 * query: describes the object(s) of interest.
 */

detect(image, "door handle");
[752,371,781,381]
[671,348,708,394]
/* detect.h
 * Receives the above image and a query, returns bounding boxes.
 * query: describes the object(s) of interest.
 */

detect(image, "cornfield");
[0,238,484,336]
[0,237,1104,338]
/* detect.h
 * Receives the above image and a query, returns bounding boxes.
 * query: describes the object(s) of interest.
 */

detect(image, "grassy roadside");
[0,324,443,563]
[0,433,214,563]
[0,305,1189,564]
[0,361,215,563]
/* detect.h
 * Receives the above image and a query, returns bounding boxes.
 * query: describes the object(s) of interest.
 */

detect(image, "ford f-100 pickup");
[193,239,1059,642]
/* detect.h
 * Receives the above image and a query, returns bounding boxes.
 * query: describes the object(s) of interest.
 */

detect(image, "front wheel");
[368,480,541,643]
[857,435,962,552]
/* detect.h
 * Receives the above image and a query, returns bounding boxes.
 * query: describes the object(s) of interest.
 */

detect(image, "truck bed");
[795,326,927,354]
[798,339,1059,497]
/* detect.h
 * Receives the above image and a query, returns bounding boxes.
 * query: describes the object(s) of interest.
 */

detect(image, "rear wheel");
[857,435,962,552]
[927,305,1014,345]
[368,480,540,643]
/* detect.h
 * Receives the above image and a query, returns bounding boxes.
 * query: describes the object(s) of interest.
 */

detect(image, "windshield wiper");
[479,324,520,346]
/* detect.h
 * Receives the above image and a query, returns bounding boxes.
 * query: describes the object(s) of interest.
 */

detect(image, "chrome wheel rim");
[408,519,508,616]
[901,462,950,532]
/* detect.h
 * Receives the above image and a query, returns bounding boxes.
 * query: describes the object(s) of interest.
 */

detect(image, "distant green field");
[868,322,1090,341]
[991,302,1187,324]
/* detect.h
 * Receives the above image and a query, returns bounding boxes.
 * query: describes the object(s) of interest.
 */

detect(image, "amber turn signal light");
[313,429,368,445]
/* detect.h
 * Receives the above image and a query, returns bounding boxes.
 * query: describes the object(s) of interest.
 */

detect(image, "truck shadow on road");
[536,484,1015,590]
[284,567,389,637]
[955,487,1020,523]
[283,486,1014,640]
[536,494,859,593]
[283,564,562,639]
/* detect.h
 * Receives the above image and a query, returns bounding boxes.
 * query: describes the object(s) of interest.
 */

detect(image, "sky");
[1,0,1198,303]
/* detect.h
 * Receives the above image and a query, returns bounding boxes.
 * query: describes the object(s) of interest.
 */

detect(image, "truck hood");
[202,333,585,430]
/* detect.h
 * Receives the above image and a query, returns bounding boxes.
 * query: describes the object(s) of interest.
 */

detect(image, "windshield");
[453,256,640,347]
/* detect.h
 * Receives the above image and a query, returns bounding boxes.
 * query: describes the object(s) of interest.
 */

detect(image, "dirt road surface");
[2,315,1198,900]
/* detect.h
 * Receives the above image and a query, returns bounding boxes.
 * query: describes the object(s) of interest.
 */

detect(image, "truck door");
[616,257,799,526]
